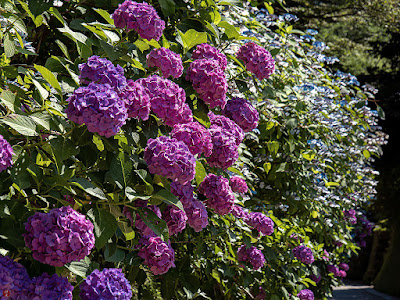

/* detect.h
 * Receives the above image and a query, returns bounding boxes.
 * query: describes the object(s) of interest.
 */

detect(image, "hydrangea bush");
[0,0,386,299]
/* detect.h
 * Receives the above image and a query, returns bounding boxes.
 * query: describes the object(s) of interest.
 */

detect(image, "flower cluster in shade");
[222,97,259,132]
[162,205,187,236]
[354,215,374,248]
[327,264,347,277]
[186,59,227,109]
[292,245,314,264]
[125,200,162,237]
[237,245,266,270]
[147,47,183,79]
[236,42,275,80]
[245,212,274,236]
[297,289,314,300]
[112,0,165,41]
[26,273,73,300]
[170,122,213,157]
[344,209,357,224]
[144,136,196,185]
[137,75,192,126]
[66,83,128,138]
[118,79,151,120]
[198,174,235,215]
[339,262,349,271]
[137,235,175,275]
[23,206,95,267]
[0,134,13,173]
[79,268,132,300]
[191,44,227,71]
[230,176,248,194]
[0,255,30,299]
[310,273,321,284]
[170,182,209,232]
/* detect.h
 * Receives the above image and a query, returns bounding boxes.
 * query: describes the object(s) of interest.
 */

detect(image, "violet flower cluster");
[186,59,227,109]
[237,245,266,270]
[207,126,239,170]
[338,262,349,271]
[344,209,357,224]
[208,112,244,146]
[222,97,259,132]
[230,176,248,194]
[297,289,314,300]
[112,0,165,41]
[245,212,274,236]
[137,235,175,275]
[118,79,151,121]
[24,206,95,267]
[66,83,128,138]
[292,245,314,264]
[231,205,250,220]
[310,273,321,284]
[144,136,196,185]
[327,264,340,277]
[0,255,30,299]
[191,43,227,70]
[26,273,73,300]
[0,134,13,173]
[170,121,213,157]
[147,47,183,79]
[237,42,275,80]
[80,268,132,300]
[198,174,235,215]
[162,205,188,236]
[133,201,162,237]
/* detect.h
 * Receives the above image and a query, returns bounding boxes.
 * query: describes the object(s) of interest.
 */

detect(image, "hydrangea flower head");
[26,273,73,300]
[191,44,227,70]
[207,127,239,170]
[208,112,244,146]
[80,268,132,300]
[147,47,183,78]
[137,235,175,275]
[66,83,128,138]
[186,59,227,109]
[198,174,234,215]
[0,255,30,299]
[237,245,266,270]
[297,289,314,300]
[231,205,250,221]
[222,97,259,132]
[245,212,274,236]
[170,182,195,209]
[162,205,187,236]
[338,270,347,278]
[118,79,150,120]
[24,206,95,267]
[185,199,209,232]
[230,176,248,194]
[144,136,196,185]
[327,264,339,276]
[133,201,162,236]
[0,134,13,173]
[292,245,314,264]
[79,55,126,89]
[170,122,213,157]
[112,0,165,41]
[338,262,349,271]
[310,274,321,284]
[237,42,275,80]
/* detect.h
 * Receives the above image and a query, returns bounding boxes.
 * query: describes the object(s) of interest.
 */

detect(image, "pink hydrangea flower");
[222,97,259,132]
[237,245,266,270]
[118,79,150,120]
[191,43,227,70]
[208,112,244,146]
[231,205,250,221]
[185,199,209,232]
[245,212,274,236]
[297,289,314,300]
[237,42,275,80]
[147,47,183,78]
[207,127,239,170]
[292,245,314,264]
[162,205,187,236]
[230,176,248,194]
[0,134,14,173]
[339,262,349,271]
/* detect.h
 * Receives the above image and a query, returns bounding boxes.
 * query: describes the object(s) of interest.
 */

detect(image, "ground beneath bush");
[330,281,400,300]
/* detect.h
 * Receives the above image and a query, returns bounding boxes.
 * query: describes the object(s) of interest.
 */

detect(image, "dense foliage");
[0,0,386,299]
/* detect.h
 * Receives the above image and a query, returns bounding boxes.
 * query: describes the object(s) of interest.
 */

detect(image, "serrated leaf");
[4,33,16,58]
[34,64,62,97]
[151,189,184,211]
[70,178,107,200]
[195,161,207,186]
[66,257,91,278]
[0,114,37,136]
[86,207,118,249]
[0,90,18,112]
[178,29,208,50]
[138,207,169,241]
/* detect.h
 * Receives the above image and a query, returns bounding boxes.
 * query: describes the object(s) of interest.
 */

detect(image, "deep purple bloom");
[24,206,95,267]
[339,262,349,271]
[26,273,73,300]
[162,205,187,236]
[185,199,209,232]
[0,255,30,299]
[222,97,259,132]
[292,245,314,264]
[0,134,13,173]
[231,205,250,220]
[118,79,150,120]
[338,270,347,278]
[327,264,340,276]
[237,245,266,270]
[207,126,239,170]
[191,43,227,70]
[80,268,132,300]
[170,181,196,209]
[230,176,248,194]
[237,42,275,80]
[310,274,321,284]
[344,209,357,224]
[208,112,244,146]
[147,47,183,78]
[245,212,274,236]
[297,289,314,300]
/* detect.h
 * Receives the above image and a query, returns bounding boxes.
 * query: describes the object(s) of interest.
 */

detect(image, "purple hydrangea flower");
[162,205,187,236]
[297,289,314,300]
[147,47,183,78]
[338,270,347,278]
[327,264,339,276]
[0,255,30,299]
[24,206,95,267]
[222,97,259,132]
[137,235,175,275]
[191,43,227,70]
[112,0,165,41]
[237,42,275,80]
[118,79,150,121]
[170,181,195,209]
[208,112,244,146]
[66,83,128,138]
[322,249,330,261]
[185,199,209,232]
[144,136,196,185]
[79,55,127,89]
[0,134,14,173]
[292,245,314,264]
[26,273,73,300]
[237,245,266,270]
[245,212,274,236]
[80,268,132,300]
[310,274,321,284]
[231,205,250,220]
[207,127,239,170]
[198,174,234,215]
[339,262,349,271]
[255,287,266,300]
[134,202,162,237]
[186,59,227,109]
[137,75,192,126]
[170,121,213,157]
[230,176,248,194]
[344,209,357,224]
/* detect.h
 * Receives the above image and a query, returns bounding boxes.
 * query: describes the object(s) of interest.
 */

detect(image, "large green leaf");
[138,207,169,241]
[86,207,118,249]
[151,189,184,211]
[106,152,132,189]
[69,178,107,200]
[158,0,175,17]
[34,64,62,97]
[178,29,208,50]
[0,114,37,136]
[195,161,207,186]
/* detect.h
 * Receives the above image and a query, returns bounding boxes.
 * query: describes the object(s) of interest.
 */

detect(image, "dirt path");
[330,282,400,300]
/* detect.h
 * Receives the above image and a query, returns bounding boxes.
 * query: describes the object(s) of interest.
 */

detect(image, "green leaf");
[377,105,385,120]
[48,137,79,171]
[195,161,207,186]
[178,29,208,50]
[92,135,104,151]
[30,112,51,130]
[267,141,279,156]
[93,8,114,25]
[286,118,297,130]
[70,178,107,200]
[363,149,370,159]
[263,162,272,174]
[4,33,16,58]
[106,152,132,189]
[158,0,176,17]
[0,90,18,113]
[31,78,49,100]
[105,244,125,262]
[0,114,37,136]
[138,207,169,241]
[86,207,118,249]
[218,21,240,39]
[302,151,316,161]
[325,182,340,187]
[49,7,64,25]
[66,257,91,278]
[125,187,152,201]
[151,189,184,211]
[34,64,62,97]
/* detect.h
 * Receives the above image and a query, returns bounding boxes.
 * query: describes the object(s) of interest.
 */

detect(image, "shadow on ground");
[330,282,400,300]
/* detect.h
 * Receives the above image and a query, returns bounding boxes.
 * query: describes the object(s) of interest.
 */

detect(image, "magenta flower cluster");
[237,42,275,80]
[0,134,13,173]
[24,206,95,267]
[118,79,151,121]
[162,205,187,236]
[327,264,339,277]
[191,44,227,70]
[292,245,314,264]
[198,174,235,215]
[344,209,357,224]
[66,83,128,138]
[231,205,250,220]
[138,75,192,126]
[310,273,321,284]
[0,255,30,299]
[338,262,349,271]
[80,268,132,300]
[147,47,183,79]
[170,121,213,157]
[209,112,244,146]
[230,176,248,194]
[112,0,165,41]
[186,59,227,109]
[297,289,314,300]
[144,136,196,185]
[245,212,274,236]
[237,245,266,270]
[137,235,175,275]
[207,126,239,170]
[26,273,73,300]
[222,97,259,132]
[132,201,162,236]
